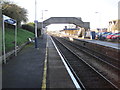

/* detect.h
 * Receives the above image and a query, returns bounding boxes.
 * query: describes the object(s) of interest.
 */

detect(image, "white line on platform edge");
[50,36,82,90]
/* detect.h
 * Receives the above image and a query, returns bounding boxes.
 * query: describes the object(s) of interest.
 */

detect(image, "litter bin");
[90,31,96,39]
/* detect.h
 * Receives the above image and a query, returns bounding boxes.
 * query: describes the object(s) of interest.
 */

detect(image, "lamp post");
[0,3,2,89]
[34,0,38,48]
[41,10,48,36]
[95,12,101,30]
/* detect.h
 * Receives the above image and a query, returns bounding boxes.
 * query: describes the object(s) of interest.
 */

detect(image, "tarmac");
[2,34,76,89]
[2,35,47,89]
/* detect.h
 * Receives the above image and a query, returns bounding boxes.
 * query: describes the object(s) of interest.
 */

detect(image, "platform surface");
[2,35,47,88]
[76,38,120,50]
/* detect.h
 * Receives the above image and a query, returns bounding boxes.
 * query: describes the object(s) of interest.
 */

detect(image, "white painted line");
[50,36,82,90]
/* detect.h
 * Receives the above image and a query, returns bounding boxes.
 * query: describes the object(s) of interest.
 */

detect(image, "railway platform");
[2,35,47,89]
[63,35,119,49]
[77,38,120,50]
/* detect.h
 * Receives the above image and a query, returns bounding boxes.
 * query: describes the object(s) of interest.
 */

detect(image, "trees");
[2,0,28,28]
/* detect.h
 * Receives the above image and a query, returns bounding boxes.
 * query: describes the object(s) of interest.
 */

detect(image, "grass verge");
[0,28,34,53]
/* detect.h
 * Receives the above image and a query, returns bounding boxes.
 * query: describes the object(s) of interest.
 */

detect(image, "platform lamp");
[95,12,101,31]
[34,0,38,48]
[41,10,48,36]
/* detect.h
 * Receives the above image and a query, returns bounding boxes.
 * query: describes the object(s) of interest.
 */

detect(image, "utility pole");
[95,12,101,29]
[0,1,3,62]
[0,2,3,89]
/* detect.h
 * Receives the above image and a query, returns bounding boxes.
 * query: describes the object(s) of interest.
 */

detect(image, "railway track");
[56,37,120,86]
[51,36,119,89]
[54,36,120,88]
[70,38,120,70]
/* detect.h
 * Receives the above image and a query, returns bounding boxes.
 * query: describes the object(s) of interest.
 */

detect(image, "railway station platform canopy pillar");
[37,17,90,30]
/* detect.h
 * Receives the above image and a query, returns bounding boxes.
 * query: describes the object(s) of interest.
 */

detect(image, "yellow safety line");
[41,37,48,90]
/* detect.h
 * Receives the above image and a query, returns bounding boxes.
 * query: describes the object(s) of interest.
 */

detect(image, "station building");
[108,19,120,33]
[60,28,80,36]
[60,26,86,38]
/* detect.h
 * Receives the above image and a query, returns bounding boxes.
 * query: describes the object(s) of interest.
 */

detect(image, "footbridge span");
[38,17,90,30]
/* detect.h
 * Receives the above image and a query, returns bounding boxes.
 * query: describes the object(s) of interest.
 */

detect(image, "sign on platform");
[3,15,16,25]
[34,20,38,23]
[2,15,17,64]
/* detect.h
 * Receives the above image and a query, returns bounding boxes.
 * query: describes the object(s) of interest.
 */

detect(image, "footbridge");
[37,17,90,30]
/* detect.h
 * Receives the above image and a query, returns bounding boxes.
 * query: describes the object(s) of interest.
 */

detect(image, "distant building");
[60,28,80,36]
[108,19,120,33]
[60,26,86,38]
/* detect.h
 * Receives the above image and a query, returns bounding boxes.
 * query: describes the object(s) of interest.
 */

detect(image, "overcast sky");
[10,0,119,30]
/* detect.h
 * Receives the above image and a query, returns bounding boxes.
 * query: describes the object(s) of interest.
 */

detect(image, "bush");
[22,24,35,33]
[22,24,41,37]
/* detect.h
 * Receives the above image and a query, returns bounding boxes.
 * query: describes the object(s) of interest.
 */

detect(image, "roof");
[63,28,79,30]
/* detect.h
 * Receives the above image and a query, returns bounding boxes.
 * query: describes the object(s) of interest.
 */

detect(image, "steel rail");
[61,37,120,71]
